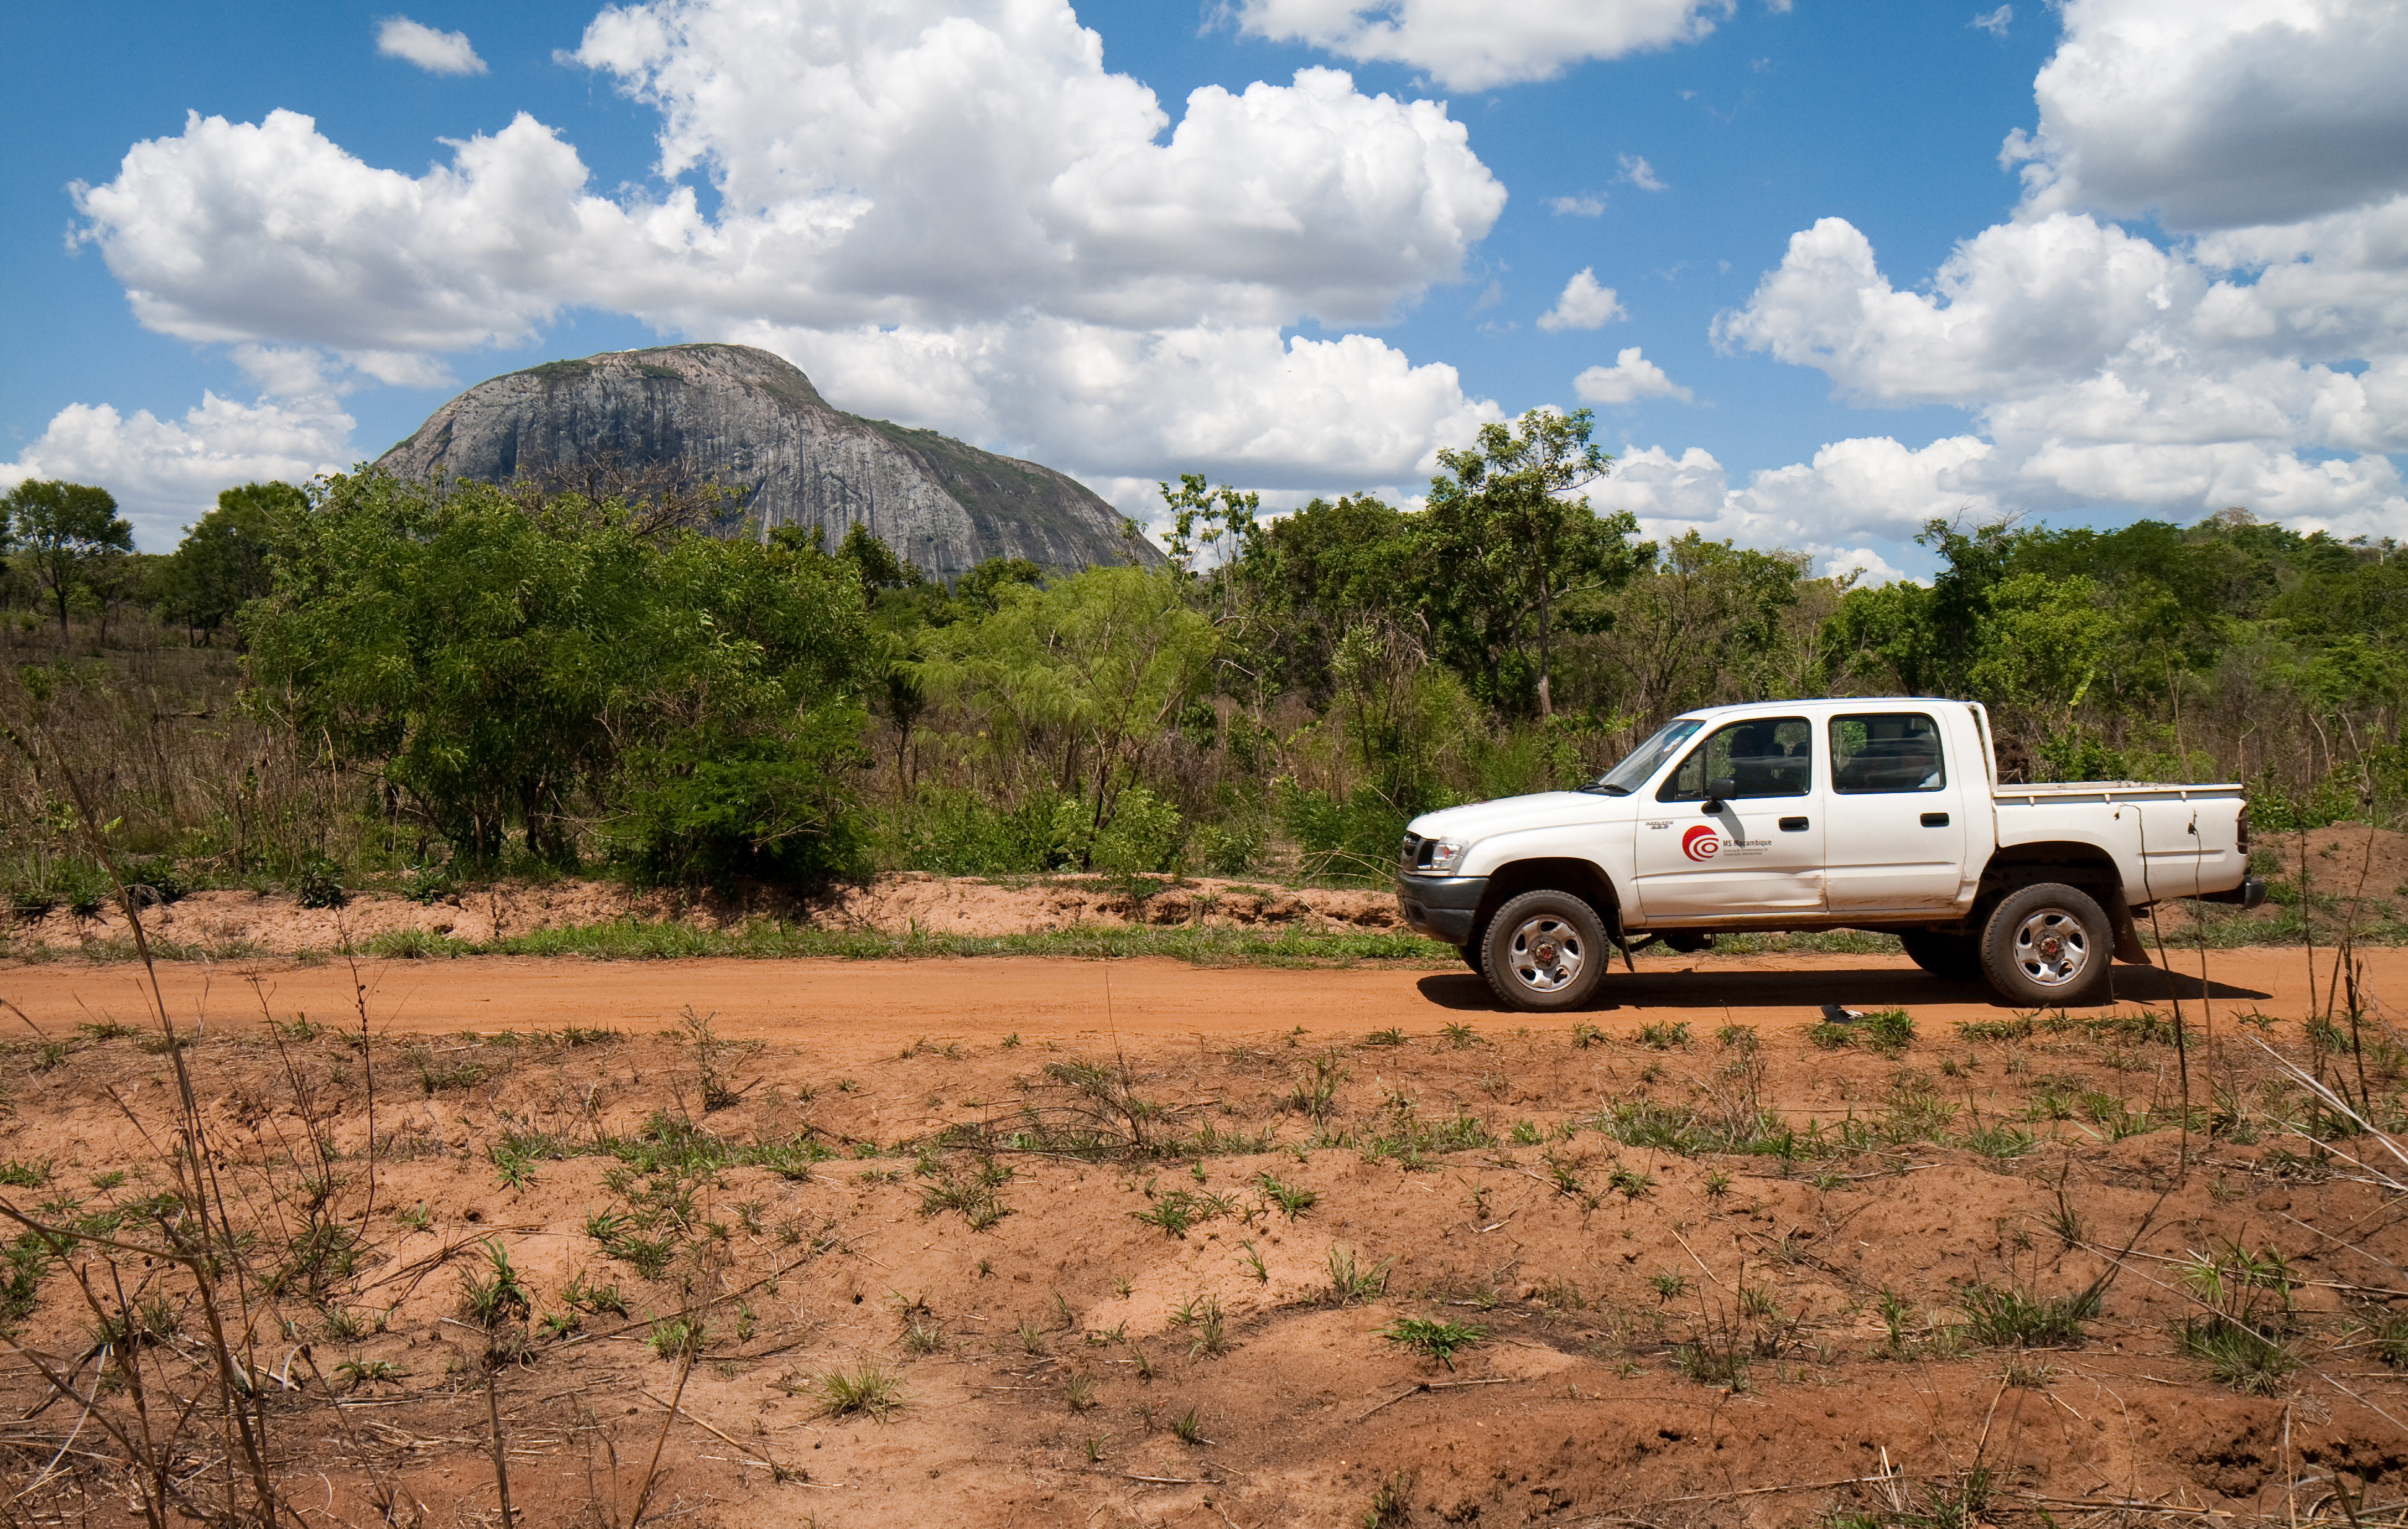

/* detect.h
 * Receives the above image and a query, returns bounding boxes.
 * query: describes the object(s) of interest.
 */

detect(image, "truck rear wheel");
[1980,883,2110,1005]
[1481,890,1607,1012]
[1900,929,1983,981]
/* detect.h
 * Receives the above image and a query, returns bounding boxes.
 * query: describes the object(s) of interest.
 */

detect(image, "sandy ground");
[2,944,2388,1051]
[0,948,2402,1528]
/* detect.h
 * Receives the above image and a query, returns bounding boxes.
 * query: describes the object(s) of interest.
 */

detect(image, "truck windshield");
[1583,719,1704,795]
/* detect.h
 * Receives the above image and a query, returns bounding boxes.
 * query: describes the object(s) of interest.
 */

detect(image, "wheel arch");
[1977,841,2147,962]
[1976,841,2126,909]
[1473,857,1623,941]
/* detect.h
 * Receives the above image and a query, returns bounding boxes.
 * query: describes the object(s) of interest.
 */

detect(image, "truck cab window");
[1657,717,1812,802]
[1830,713,1945,793]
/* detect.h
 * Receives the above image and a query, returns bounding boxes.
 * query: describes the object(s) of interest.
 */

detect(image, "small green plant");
[1237,1241,1269,1284]
[647,1316,705,1359]
[1381,1316,1486,1370]
[1650,1269,1691,1302]
[1256,1172,1317,1220]
[564,1269,629,1317]
[1063,1373,1096,1411]
[322,1305,377,1341]
[1636,1021,1690,1051]
[1570,1023,1605,1048]
[0,1160,51,1189]
[1959,1281,2103,1349]
[1862,1009,1915,1051]
[2363,1310,2408,1369]
[1807,1022,1856,1050]
[1130,1188,1232,1238]
[2174,1240,2298,1393]
[1441,1021,1480,1048]
[1715,1023,1760,1054]
[1175,1294,1228,1358]
[1607,1163,1656,1201]
[461,1241,532,1330]
[1364,1471,1414,1528]
[1704,1170,1732,1199]
[813,1362,904,1418]
[1964,1123,2035,1159]
[1289,1053,1347,1120]
[1170,1405,1205,1444]
[1326,1246,1393,1306]
[334,1359,403,1390]
[1364,1027,1405,1047]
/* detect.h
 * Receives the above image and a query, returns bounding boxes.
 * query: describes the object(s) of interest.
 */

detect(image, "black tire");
[1480,890,1608,1012]
[1980,883,2111,1005]
[1900,929,1983,981]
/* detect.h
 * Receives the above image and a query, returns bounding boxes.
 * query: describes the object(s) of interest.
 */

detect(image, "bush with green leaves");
[243,473,870,880]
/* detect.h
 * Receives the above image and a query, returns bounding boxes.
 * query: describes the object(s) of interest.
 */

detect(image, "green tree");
[159,481,301,639]
[1418,409,1650,716]
[917,566,1216,862]
[1589,533,1807,719]
[245,471,868,875]
[3,480,134,641]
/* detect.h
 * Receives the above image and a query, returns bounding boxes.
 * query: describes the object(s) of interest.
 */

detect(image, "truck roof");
[1673,696,1972,720]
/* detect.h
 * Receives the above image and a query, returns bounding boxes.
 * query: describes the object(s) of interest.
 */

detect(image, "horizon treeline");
[0,406,2402,906]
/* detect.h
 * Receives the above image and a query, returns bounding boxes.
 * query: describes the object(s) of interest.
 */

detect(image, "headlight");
[1424,838,1466,873]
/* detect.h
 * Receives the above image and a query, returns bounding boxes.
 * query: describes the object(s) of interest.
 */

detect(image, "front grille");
[1399,834,1435,871]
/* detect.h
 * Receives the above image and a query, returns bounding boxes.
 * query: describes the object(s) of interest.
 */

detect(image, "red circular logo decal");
[1681,824,1722,862]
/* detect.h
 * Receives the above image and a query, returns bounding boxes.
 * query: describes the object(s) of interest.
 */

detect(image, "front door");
[1634,716,1825,919]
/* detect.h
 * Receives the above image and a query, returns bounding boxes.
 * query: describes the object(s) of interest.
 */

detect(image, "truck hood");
[1408,792,1620,844]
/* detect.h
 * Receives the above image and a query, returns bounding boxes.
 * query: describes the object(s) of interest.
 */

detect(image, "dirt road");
[2,942,2402,1527]
[4,944,2380,1053]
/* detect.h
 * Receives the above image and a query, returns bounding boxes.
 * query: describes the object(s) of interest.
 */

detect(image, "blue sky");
[6,1,2403,574]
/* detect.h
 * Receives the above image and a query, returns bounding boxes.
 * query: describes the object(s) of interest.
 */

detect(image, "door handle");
[1921,812,1950,827]
[1779,817,1809,832]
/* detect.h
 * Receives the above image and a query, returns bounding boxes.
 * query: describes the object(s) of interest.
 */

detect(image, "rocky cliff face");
[374,344,1156,579]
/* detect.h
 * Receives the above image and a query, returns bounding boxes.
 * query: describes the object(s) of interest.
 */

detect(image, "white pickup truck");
[1395,697,2265,1011]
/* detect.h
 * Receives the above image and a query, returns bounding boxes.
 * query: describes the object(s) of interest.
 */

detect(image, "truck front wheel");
[1979,884,2111,1005]
[1481,891,1607,1012]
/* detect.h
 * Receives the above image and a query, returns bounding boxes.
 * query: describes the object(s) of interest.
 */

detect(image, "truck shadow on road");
[1413,962,2272,1013]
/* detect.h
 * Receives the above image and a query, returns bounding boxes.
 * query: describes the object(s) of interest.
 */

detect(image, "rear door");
[1633,716,1824,919]
[1821,709,1972,911]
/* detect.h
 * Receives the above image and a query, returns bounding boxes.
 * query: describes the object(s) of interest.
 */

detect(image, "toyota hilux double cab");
[1395,698,2266,1011]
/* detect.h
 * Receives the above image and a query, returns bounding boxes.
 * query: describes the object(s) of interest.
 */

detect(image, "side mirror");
[1703,777,1736,813]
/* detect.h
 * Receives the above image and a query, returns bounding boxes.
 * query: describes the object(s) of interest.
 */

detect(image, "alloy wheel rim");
[2012,909,2091,987]
[1507,916,1583,993]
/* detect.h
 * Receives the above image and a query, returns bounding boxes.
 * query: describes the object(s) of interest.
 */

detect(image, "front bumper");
[2196,875,2269,909]
[1395,875,1488,946]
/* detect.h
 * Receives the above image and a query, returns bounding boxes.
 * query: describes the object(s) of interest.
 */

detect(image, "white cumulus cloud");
[58,0,1525,533]
[1231,0,1734,91]
[0,393,354,550]
[1713,208,2408,534]
[376,16,487,76]
[1537,269,1626,331]
[1573,347,1691,405]
[1969,6,2011,38]
[1549,194,1605,217]
[2007,0,2408,230]
[1597,435,2002,568]
[735,317,1503,489]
